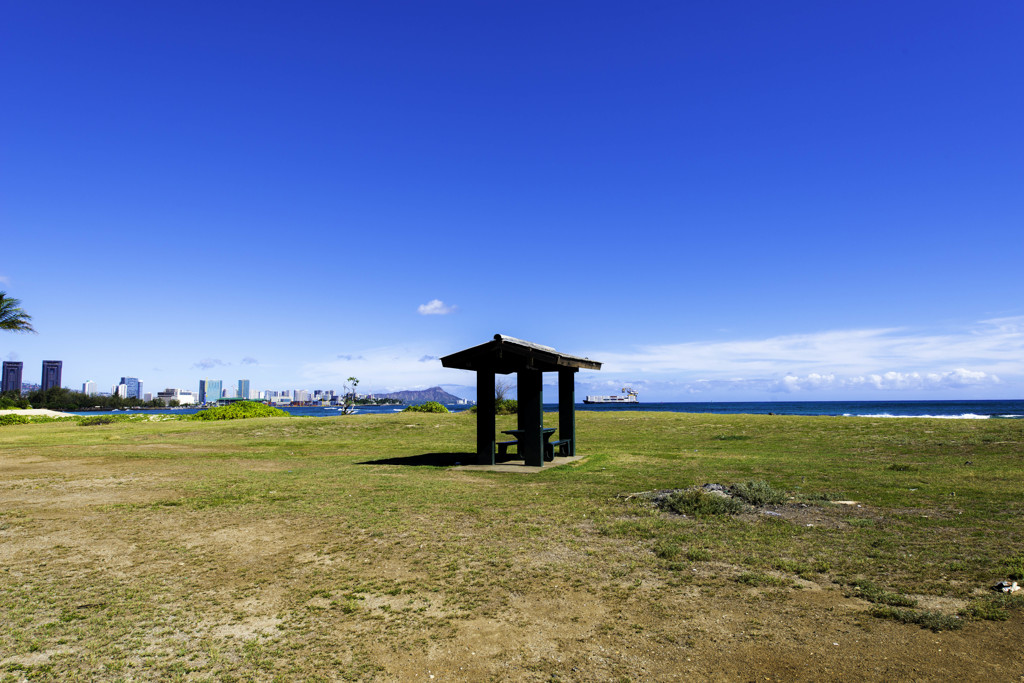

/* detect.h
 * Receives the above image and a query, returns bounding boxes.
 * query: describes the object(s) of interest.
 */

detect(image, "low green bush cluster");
[730,480,788,506]
[79,414,141,426]
[869,605,963,632]
[402,401,450,414]
[187,401,289,421]
[468,399,517,415]
[0,414,31,426]
[848,579,918,607]
[1003,552,1024,580]
[960,592,1024,622]
[664,489,745,517]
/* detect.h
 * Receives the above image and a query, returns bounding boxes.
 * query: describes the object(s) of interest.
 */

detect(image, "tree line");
[0,387,168,411]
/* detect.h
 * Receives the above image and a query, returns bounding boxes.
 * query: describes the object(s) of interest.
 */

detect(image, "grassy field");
[2,410,1023,681]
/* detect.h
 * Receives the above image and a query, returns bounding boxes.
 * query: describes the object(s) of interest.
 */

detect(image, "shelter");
[441,335,602,466]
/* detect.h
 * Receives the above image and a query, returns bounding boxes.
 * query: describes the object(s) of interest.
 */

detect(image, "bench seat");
[545,438,571,460]
[496,440,518,456]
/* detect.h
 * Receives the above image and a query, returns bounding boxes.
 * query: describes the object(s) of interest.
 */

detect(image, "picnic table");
[498,428,571,461]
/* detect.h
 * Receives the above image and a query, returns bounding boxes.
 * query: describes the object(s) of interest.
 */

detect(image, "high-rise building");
[41,360,62,391]
[157,388,197,406]
[114,383,128,398]
[2,361,23,394]
[82,380,97,396]
[120,377,142,400]
[238,379,250,400]
[199,379,222,404]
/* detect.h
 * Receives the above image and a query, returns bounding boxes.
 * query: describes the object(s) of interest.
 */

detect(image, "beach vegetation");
[1003,552,1024,580]
[847,579,918,607]
[78,414,150,426]
[868,606,964,632]
[663,488,746,516]
[0,393,31,409]
[469,398,517,415]
[730,480,788,506]
[23,386,166,412]
[402,401,449,413]
[186,400,289,421]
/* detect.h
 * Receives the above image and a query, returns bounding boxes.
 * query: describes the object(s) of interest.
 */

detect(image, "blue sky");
[2,1,1022,402]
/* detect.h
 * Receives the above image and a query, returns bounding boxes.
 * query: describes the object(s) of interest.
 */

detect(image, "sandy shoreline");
[0,408,77,418]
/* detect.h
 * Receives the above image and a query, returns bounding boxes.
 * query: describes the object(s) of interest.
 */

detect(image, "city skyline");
[2,3,1022,402]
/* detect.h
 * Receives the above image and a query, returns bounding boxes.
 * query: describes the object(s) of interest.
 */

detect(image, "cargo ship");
[583,387,639,404]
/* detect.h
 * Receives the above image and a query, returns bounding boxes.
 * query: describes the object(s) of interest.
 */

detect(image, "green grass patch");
[0,410,1021,679]
[686,547,712,562]
[736,572,791,587]
[869,605,963,631]
[1003,552,1024,580]
[79,414,142,426]
[961,592,1024,623]
[848,579,917,607]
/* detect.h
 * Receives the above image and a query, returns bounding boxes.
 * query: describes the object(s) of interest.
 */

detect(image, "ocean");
[69,399,1023,419]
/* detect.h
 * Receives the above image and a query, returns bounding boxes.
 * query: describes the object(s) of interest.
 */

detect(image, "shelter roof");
[440,334,602,374]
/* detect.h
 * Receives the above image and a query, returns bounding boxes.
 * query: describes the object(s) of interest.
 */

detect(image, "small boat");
[584,387,639,404]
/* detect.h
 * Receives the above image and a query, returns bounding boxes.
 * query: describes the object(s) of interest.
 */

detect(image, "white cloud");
[580,317,1024,397]
[193,358,229,370]
[417,299,456,315]
[590,318,1024,376]
[0,275,9,285]
[298,318,1022,399]
[301,345,453,391]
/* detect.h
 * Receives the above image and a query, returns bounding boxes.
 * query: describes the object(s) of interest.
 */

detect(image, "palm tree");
[0,292,36,333]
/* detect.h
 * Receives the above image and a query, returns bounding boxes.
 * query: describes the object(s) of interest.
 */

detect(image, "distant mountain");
[377,386,464,404]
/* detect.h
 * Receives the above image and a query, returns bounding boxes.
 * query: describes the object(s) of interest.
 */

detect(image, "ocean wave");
[844,413,991,420]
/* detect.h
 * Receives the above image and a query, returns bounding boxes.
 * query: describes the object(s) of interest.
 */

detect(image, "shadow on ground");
[358,452,525,467]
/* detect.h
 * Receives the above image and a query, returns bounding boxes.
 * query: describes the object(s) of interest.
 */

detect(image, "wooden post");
[558,368,576,457]
[476,369,495,465]
[517,368,544,467]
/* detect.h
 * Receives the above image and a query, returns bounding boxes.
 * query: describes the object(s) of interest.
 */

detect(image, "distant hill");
[377,386,464,404]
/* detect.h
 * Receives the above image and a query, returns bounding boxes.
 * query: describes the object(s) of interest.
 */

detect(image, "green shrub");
[848,579,917,607]
[0,395,30,409]
[79,414,138,426]
[664,489,745,517]
[402,401,450,414]
[961,601,1010,622]
[963,592,1024,622]
[869,605,963,632]
[468,399,517,415]
[0,414,31,426]
[187,401,289,421]
[1003,552,1024,580]
[686,547,712,562]
[653,540,681,560]
[730,480,787,506]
